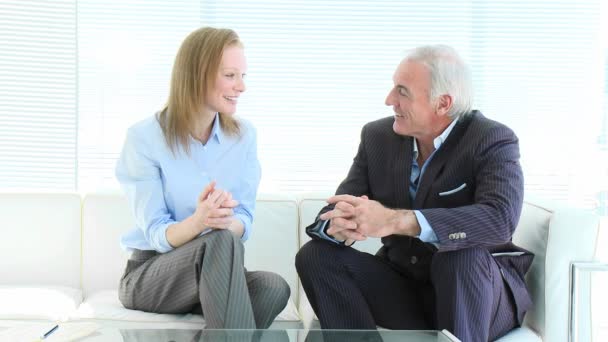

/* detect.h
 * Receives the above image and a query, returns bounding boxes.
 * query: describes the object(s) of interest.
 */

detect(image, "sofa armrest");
[513,198,600,341]
[570,262,608,342]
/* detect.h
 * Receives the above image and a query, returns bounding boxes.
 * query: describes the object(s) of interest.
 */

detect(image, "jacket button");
[411,256,418,264]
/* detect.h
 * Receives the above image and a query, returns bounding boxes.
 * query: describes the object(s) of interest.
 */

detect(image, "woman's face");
[205,45,247,115]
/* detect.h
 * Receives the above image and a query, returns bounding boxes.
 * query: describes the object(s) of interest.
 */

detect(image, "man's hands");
[319,198,365,244]
[193,181,239,232]
[319,194,421,244]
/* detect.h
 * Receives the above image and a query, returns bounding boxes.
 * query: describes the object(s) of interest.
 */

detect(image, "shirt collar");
[413,116,459,159]
[209,112,223,144]
[188,113,224,146]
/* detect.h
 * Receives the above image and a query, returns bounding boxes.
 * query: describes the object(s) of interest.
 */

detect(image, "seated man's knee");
[295,239,332,274]
[431,247,492,275]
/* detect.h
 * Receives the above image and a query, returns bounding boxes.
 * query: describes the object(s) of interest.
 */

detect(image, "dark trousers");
[295,239,519,342]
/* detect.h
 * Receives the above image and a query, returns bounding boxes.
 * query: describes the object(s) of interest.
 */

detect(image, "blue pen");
[40,325,58,340]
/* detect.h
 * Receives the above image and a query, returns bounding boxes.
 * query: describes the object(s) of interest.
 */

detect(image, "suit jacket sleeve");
[419,124,524,252]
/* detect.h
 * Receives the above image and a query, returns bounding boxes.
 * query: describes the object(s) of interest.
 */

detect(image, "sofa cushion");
[81,193,301,290]
[494,326,541,341]
[514,197,599,341]
[0,193,81,289]
[75,290,204,326]
[82,192,302,323]
[75,290,300,326]
[81,192,133,297]
[0,286,81,321]
[245,193,301,307]
[511,199,552,336]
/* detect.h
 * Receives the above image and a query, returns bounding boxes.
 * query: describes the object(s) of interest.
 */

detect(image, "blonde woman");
[115,27,289,329]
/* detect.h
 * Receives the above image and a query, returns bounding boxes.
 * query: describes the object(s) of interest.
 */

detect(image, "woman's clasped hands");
[194,181,239,230]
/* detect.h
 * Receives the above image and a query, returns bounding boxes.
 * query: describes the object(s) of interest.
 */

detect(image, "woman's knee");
[118,286,134,310]
[208,228,239,242]
[267,273,291,316]
[275,274,291,307]
[258,272,291,303]
[199,229,243,252]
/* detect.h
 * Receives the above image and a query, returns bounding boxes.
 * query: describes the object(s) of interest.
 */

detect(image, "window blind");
[199,0,606,208]
[0,0,76,190]
[77,0,202,191]
[1,0,605,213]
[202,0,477,193]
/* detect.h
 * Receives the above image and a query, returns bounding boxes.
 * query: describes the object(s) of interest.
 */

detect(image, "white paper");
[0,322,99,342]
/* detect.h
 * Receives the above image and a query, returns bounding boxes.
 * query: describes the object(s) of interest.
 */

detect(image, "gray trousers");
[119,229,290,329]
[120,328,291,342]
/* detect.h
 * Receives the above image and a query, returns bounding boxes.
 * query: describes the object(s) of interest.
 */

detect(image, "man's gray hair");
[405,45,473,118]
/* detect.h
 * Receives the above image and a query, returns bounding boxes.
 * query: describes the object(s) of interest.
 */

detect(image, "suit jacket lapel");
[413,113,475,208]
[393,136,412,208]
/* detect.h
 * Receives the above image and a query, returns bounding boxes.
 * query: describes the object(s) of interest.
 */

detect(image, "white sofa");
[0,192,600,341]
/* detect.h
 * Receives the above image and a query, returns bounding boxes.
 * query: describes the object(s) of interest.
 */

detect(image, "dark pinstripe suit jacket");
[312,110,533,324]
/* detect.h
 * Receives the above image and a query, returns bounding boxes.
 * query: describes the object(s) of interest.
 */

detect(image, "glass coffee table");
[78,328,460,342]
[0,323,460,341]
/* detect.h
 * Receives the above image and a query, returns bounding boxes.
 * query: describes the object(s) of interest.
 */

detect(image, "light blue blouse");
[116,113,261,253]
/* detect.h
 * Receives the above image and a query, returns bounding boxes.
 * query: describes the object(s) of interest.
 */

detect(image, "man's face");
[385,60,437,137]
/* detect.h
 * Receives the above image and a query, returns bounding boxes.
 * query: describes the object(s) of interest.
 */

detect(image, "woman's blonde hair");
[158,27,242,155]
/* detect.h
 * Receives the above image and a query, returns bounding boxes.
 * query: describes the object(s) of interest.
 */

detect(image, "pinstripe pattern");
[196,329,291,342]
[298,111,533,341]
[120,327,291,342]
[118,229,290,329]
[297,240,518,341]
[431,247,518,341]
[297,240,431,330]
